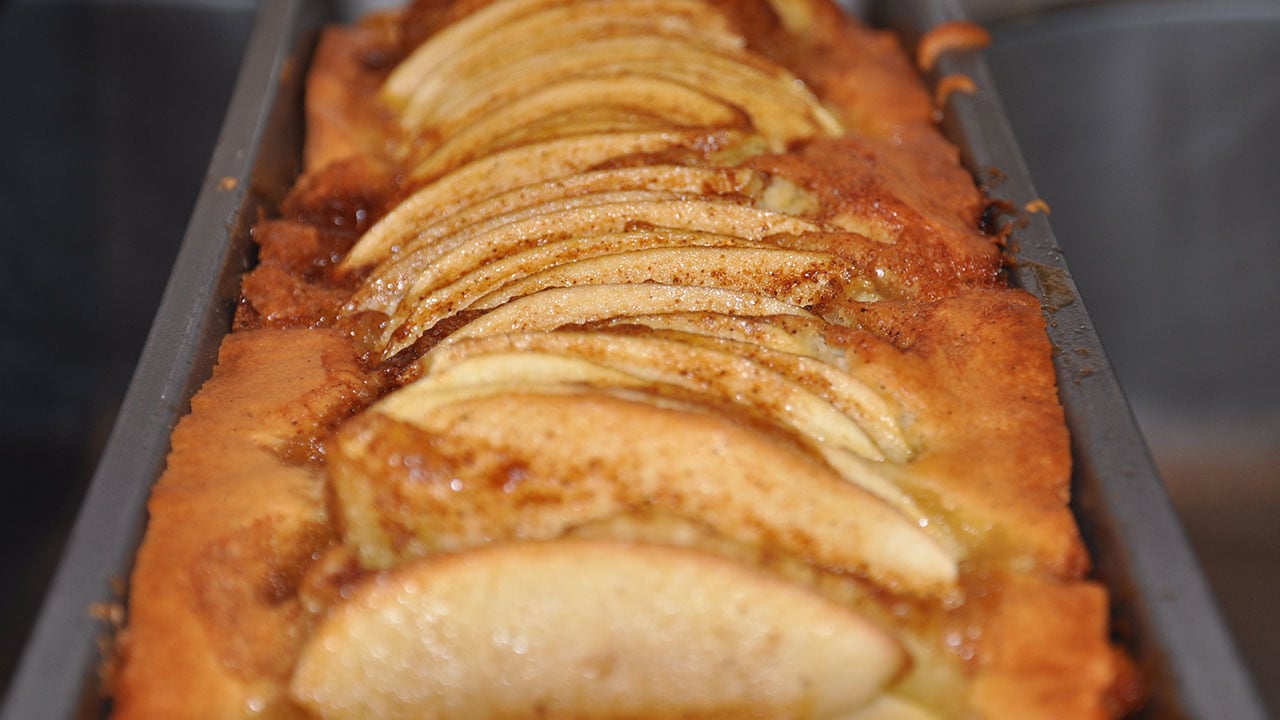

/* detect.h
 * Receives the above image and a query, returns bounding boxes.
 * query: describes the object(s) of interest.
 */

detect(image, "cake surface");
[111,1,1138,718]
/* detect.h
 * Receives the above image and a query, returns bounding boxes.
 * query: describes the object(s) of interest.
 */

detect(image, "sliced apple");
[408,74,749,181]
[377,351,677,423]
[341,128,759,272]
[411,39,841,158]
[423,34,788,135]
[422,351,639,394]
[619,326,915,462]
[468,105,704,150]
[424,330,885,461]
[411,283,817,357]
[341,162,761,273]
[383,0,577,104]
[367,231,768,339]
[388,0,743,132]
[384,0,741,105]
[390,6,840,154]
[422,338,927,526]
[383,195,825,296]
[417,334,924,523]
[290,541,906,720]
[333,386,958,594]
[574,56,842,147]
[356,189,696,315]
[373,200,828,354]
[369,354,639,424]
[467,246,842,311]
[404,122,752,184]
[591,310,840,360]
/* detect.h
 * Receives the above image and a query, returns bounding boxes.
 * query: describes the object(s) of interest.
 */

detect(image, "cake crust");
[112,2,1135,718]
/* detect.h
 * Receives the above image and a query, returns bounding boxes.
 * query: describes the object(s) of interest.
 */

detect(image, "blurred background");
[1,0,1276,713]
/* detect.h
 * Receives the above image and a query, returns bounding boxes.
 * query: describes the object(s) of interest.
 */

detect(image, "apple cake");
[108,0,1141,718]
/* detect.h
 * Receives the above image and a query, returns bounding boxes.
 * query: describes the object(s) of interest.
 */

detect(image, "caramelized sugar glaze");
[112,1,1141,718]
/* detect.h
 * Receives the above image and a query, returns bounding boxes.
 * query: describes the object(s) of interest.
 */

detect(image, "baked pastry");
[109,1,1139,718]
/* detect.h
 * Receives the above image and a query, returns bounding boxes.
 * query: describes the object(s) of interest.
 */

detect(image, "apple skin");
[291,540,906,720]
[331,382,959,596]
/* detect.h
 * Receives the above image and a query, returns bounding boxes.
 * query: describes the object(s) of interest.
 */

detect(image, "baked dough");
[110,1,1138,718]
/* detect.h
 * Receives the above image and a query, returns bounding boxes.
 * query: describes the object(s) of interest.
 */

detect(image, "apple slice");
[411,330,917,514]
[619,326,915,462]
[363,354,641,428]
[340,128,759,272]
[422,34,789,135]
[412,41,841,160]
[341,163,760,274]
[591,310,840,360]
[408,74,749,181]
[467,246,842,310]
[334,387,957,594]
[422,339,928,525]
[568,56,842,148]
[390,0,742,116]
[290,541,906,720]
[365,231,768,338]
[404,123,759,186]
[465,105,704,149]
[356,189,696,315]
[388,1,840,152]
[420,351,640,394]
[388,0,743,131]
[418,334,922,522]
[382,0,574,104]
[384,194,824,299]
[424,330,886,462]
[374,200,828,354]
[415,283,816,356]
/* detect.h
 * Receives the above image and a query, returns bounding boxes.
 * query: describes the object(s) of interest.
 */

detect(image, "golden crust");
[302,16,400,171]
[839,290,1087,578]
[112,330,374,719]
[972,573,1118,720]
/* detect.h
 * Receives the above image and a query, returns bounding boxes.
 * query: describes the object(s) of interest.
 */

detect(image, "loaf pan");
[1,0,1266,718]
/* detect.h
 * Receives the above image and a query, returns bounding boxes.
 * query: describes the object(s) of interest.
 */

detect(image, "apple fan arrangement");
[111,1,1137,718]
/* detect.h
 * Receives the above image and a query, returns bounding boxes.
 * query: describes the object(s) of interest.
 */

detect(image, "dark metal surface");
[2,1,1264,718]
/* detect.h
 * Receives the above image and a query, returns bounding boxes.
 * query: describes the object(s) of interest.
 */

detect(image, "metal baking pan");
[1,1,1267,718]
